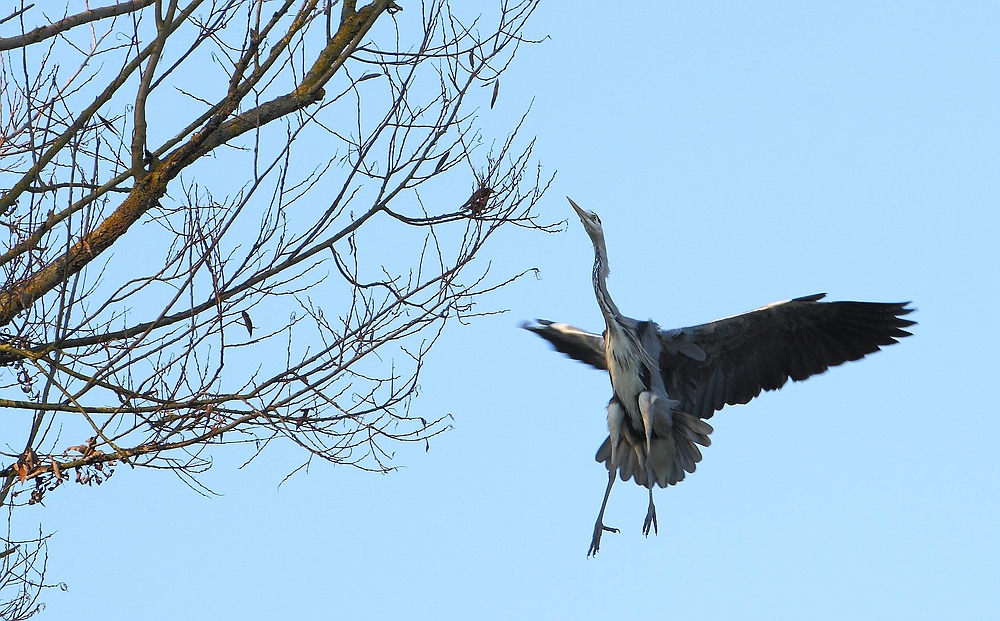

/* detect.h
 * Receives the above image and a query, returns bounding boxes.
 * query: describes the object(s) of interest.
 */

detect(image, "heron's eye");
[592,214,600,224]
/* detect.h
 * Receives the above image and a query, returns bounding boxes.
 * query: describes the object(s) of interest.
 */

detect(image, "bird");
[461,186,493,216]
[525,197,915,556]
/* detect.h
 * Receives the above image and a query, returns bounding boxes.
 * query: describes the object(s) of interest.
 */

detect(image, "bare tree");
[1,528,53,619]
[0,0,551,612]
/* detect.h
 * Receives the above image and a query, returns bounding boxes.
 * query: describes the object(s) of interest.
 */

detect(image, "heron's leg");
[589,468,619,557]
[643,486,658,537]
[607,400,625,470]
[638,392,658,537]
[639,392,655,457]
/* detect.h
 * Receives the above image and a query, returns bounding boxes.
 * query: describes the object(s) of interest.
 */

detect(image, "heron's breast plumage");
[605,329,650,427]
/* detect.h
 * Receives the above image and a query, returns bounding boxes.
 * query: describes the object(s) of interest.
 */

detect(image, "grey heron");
[525,197,914,556]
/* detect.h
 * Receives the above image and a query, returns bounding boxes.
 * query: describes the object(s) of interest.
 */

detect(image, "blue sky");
[26,1,999,618]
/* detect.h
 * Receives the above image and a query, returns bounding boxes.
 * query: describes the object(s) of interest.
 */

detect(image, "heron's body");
[526,197,914,556]
[605,320,648,425]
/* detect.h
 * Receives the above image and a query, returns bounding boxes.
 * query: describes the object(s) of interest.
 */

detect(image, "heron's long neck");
[592,242,623,331]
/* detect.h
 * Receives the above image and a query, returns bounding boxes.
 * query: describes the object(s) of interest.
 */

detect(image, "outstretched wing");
[659,294,915,419]
[522,320,606,370]
[524,294,915,419]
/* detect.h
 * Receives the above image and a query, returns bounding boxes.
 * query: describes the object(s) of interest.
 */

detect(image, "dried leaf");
[242,310,253,337]
[16,449,39,483]
[433,149,451,174]
[97,114,117,134]
[490,80,500,109]
[65,437,96,456]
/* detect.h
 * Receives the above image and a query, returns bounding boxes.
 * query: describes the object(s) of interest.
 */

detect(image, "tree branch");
[0,0,157,51]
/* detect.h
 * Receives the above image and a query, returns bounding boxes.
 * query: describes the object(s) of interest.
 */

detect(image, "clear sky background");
[22,1,999,619]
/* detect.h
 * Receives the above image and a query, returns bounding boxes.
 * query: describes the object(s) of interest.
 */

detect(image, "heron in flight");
[525,197,914,556]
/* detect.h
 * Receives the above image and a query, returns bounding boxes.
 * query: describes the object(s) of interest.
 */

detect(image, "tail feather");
[619,442,636,483]
[595,406,714,489]
[596,436,612,464]
[676,439,699,474]
[677,411,713,447]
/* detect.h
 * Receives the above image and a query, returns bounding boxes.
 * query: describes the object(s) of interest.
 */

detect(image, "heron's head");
[567,197,606,249]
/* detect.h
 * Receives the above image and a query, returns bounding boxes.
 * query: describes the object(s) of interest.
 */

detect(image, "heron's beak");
[566,196,586,221]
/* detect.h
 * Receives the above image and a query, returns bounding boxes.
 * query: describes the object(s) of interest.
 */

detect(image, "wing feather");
[660,294,915,418]
[526,295,915,421]
[522,320,606,370]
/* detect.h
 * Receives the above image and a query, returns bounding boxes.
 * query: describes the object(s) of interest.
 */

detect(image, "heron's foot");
[642,502,658,537]
[588,521,619,557]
